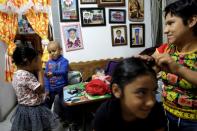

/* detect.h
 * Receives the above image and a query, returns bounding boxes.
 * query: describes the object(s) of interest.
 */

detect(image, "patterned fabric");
[25,8,49,68]
[0,11,17,53]
[7,0,33,14]
[157,43,197,120]
[12,70,45,106]
[0,0,7,4]
[32,0,51,6]
[5,52,16,82]
[0,0,51,82]
[0,11,17,82]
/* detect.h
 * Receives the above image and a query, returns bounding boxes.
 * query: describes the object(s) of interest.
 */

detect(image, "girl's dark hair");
[12,46,38,66]
[164,0,197,36]
[111,57,157,90]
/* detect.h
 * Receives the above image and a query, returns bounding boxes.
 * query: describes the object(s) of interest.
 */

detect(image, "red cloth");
[85,79,111,95]
[156,43,168,53]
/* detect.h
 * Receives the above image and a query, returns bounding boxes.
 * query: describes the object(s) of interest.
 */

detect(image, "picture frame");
[130,23,145,47]
[109,9,126,24]
[128,0,144,22]
[80,0,97,4]
[111,25,127,46]
[98,0,125,7]
[17,15,35,34]
[60,23,83,52]
[80,8,106,27]
[59,0,79,22]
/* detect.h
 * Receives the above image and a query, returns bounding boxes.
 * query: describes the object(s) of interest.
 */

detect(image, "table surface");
[63,83,111,106]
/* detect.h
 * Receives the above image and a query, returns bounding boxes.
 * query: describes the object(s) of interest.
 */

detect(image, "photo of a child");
[114,30,125,45]
[111,25,127,46]
[61,23,83,51]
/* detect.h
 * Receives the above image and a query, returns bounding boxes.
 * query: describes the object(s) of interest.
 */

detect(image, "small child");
[11,46,58,131]
[93,58,167,131]
[114,29,125,45]
[44,41,69,116]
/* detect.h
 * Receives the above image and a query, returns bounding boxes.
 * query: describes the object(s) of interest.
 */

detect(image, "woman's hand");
[132,54,155,62]
[155,53,180,74]
[132,54,160,73]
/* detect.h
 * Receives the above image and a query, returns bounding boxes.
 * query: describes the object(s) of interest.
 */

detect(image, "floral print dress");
[157,44,197,120]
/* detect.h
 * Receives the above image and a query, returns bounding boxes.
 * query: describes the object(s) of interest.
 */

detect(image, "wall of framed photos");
[51,0,152,62]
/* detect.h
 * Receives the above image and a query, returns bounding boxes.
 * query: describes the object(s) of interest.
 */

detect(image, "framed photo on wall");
[128,0,144,22]
[17,15,35,34]
[109,9,126,24]
[130,23,145,47]
[60,23,83,51]
[80,0,97,4]
[59,0,79,22]
[98,0,125,7]
[111,25,127,46]
[80,8,106,27]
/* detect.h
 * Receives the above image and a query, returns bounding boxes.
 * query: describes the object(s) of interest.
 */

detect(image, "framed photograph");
[109,9,126,24]
[17,15,35,34]
[130,24,145,47]
[111,25,127,46]
[80,0,97,4]
[60,23,83,52]
[128,0,144,22]
[59,0,79,22]
[98,0,125,7]
[80,8,106,27]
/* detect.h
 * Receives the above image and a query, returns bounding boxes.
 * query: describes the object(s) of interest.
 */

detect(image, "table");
[63,83,111,130]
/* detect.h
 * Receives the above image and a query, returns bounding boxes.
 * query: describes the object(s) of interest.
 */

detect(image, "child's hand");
[45,92,50,99]
[47,72,53,77]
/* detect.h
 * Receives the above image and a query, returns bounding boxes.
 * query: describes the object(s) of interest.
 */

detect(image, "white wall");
[51,0,152,62]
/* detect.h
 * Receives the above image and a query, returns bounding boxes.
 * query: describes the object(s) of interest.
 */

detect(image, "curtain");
[0,0,51,81]
[0,0,7,12]
[32,0,51,12]
[25,8,49,68]
[162,0,167,43]
[0,11,18,81]
[7,0,34,14]
[150,0,161,46]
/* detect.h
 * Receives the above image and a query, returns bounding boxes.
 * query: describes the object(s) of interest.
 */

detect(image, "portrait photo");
[80,8,106,27]
[109,9,126,24]
[59,0,79,22]
[61,23,83,51]
[111,25,127,46]
[18,15,34,34]
[130,24,145,47]
[128,0,144,22]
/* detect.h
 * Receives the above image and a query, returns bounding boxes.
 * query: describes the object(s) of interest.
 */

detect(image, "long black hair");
[12,46,38,67]
[111,57,157,90]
